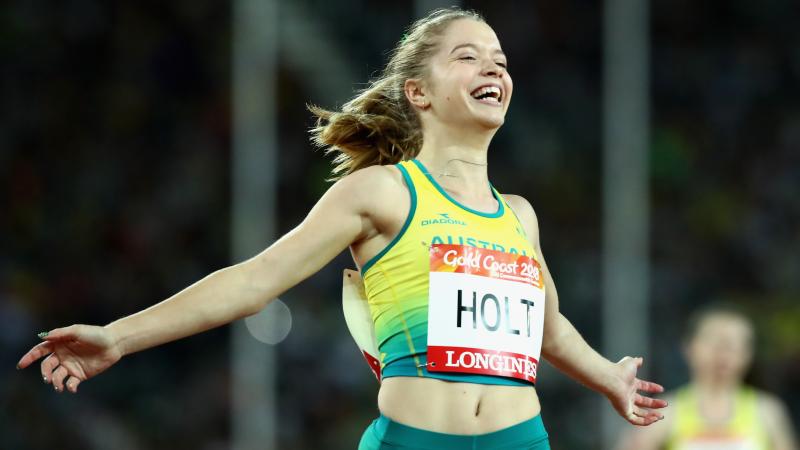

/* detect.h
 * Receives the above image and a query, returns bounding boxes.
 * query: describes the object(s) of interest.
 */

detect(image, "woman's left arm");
[504,195,667,426]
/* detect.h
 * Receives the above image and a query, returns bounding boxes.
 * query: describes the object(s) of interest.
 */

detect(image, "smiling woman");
[17,7,666,450]
[306,8,512,179]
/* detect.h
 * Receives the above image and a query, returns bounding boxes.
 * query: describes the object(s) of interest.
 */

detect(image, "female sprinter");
[616,305,797,450]
[17,8,667,449]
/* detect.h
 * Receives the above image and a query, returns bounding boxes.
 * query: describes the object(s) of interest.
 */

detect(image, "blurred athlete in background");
[616,304,797,450]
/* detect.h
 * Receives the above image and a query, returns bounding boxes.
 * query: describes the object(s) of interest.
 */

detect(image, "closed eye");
[459,55,477,61]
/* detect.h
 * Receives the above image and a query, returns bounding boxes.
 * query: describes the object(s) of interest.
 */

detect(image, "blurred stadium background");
[2,1,798,449]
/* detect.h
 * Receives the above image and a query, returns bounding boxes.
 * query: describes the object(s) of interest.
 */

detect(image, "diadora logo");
[421,213,467,227]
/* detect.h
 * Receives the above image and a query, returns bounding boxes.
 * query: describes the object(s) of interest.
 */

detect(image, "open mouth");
[470,85,503,104]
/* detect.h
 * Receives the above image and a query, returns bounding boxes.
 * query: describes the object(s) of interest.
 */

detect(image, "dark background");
[2,1,798,449]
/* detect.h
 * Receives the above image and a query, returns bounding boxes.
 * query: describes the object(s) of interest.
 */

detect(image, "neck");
[691,376,739,397]
[415,124,496,197]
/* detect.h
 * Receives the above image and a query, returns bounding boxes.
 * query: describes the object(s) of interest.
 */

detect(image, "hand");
[16,325,123,394]
[605,356,668,426]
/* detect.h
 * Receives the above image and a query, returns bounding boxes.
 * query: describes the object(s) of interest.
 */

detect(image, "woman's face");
[420,19,513,131]
[685,314,754,384]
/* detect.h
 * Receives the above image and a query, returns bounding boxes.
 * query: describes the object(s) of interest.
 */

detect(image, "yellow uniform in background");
[667,385,770,450]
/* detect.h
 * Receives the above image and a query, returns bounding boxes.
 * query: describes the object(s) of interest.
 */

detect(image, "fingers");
[635,406,664,423]
[17,341,54,370]
[618,356,644,367]
[625,411,644,425]
[17,325,79,370]
[636,378,665,394]
[65,376,81,393]
[634,405,664,421]
[627,406,664,426]
[626,413,660,426]
[18,332,86,394]
[53,366,83,393]
[41,353,60,385]
[44,325,81,342]
[41,356,84,393]
[634,393,668,409]
[51,365,69,392]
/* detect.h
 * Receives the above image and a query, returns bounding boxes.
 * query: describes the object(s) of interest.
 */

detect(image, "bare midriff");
[377,376,541,435]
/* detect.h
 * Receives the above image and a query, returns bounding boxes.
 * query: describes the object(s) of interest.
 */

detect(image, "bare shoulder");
[337,164,404,191]
[501,194,538,222]
[757,389,792,419]
[501,194,540,241]
[337,164,412,237]
[332,164,407,210]
[756,388,799,449]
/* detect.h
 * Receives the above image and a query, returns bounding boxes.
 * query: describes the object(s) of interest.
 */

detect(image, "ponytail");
[308,7,485,179]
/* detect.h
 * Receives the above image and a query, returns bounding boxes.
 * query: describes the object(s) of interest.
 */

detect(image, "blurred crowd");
[1,1,797,449]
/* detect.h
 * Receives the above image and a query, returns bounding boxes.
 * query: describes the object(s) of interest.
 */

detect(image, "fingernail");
[38,331,49,339]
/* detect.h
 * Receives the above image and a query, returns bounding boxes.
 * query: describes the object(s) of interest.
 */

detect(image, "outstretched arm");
[503,195,667,426]
[102,166,375,357]
[17,165,398,392]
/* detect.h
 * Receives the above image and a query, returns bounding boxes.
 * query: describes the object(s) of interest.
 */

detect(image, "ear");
[404,78,429,110]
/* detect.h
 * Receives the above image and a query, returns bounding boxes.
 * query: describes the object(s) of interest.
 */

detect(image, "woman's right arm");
[17,165,399,391]
[614,396,674,450]
[104,165,386,356]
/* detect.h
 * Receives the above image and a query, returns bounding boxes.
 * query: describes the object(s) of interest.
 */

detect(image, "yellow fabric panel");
[666,385,770,450]
[361,159,538,382]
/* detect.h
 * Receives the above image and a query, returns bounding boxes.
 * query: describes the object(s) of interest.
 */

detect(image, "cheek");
[734,348,753,368]
[687,343,713,367]
[434,71,466,104]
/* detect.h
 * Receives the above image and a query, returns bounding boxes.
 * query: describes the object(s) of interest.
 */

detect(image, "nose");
[481,60,504,78]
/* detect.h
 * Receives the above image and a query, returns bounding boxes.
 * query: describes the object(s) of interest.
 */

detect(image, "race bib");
[426,244,545,383]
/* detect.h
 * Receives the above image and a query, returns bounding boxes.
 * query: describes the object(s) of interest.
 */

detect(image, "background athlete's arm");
[17,166,398,392]
[761,393,799,450]
[504,195,667,426]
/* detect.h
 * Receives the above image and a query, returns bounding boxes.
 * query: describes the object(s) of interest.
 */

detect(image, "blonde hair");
[308,7,485,179]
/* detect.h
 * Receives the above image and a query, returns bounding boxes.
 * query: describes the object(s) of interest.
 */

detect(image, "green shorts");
[358,414,550,450]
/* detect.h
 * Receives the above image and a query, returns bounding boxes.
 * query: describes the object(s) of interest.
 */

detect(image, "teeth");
[471,86,502,102]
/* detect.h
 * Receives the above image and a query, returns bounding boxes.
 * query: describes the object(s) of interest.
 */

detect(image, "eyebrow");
[449,43,505,57]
